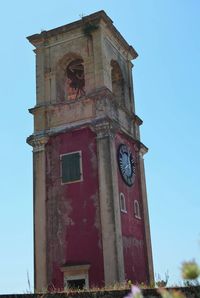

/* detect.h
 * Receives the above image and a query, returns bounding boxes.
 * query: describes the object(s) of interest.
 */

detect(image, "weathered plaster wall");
[115,133,149,284]
[101,24,134,112]
[45,127,104,288]
[28,11,152,290]
[33,15,136,114]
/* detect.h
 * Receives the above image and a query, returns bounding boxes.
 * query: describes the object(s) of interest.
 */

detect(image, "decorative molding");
[135,115,143,126]
[138,141,148,157]
[139,147,148,158]
[93,120,118,139]
[60,264,90,273]
[27,11,137,58]
[27,135,49,152]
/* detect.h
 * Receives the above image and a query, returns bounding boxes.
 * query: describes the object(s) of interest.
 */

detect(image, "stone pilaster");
[27,135,49,291]
[94,120,125,285]
[35,44,46,106]
[138,147,154,284]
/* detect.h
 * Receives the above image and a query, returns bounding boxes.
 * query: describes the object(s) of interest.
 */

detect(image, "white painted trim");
[119,192,127,213]
[61,264,90,272]
[134,199,141,219]
[64,273,89,289]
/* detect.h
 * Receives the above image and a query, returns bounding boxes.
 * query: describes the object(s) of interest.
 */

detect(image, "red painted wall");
[45,127,104,288]
[115,133,149,284]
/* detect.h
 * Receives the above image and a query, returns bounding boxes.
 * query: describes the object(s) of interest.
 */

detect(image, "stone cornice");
[28,87,114,115]
[92,119,119,139]
[138,141,149,156]
[26,118,147,155]
[60,264,90,273]
[135,115,143,126]
[27,10,138,59]
[28,88,142,129]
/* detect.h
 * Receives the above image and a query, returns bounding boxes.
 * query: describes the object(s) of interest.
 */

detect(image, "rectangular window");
[67,279,86,289]
[61,151,82,184]
[61,264,90,290]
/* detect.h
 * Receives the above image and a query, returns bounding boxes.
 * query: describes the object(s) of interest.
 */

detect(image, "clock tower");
[27,11,154,292]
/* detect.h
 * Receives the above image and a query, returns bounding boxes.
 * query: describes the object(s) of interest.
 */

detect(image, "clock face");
[118,144,136,186]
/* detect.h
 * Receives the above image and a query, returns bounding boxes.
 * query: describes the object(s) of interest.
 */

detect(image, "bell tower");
[27,11,154,292]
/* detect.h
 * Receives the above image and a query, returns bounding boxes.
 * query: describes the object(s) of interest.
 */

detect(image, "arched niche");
[56,53,85,102]
[111,60,125,106]
[134,200,141,219]
[119,192,127,213]
[66,59,85,100]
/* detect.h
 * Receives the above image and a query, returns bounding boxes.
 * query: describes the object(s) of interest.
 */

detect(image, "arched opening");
[65,59,85,100]
[134,200,141,219]
[111,60,125,105]
[119,192,127,213]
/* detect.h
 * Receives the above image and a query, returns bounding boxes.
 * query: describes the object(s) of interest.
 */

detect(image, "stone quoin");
[27,10,154,292]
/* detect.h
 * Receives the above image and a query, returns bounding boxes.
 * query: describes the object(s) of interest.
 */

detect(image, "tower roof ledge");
[27,10,138,59]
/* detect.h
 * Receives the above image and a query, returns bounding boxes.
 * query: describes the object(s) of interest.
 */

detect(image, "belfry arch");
[111,60,125,106]
[56,53,85,101]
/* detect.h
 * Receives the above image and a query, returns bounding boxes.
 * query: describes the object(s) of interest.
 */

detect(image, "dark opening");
[67,279,85,289]
[111,60,125,106]
[61,152,81,183]
[66,59,85,100]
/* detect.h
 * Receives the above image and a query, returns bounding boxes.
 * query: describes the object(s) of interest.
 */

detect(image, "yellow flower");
[128,280,132,286]
[181,260,200,280]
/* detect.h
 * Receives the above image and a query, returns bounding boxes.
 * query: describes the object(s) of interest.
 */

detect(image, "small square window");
[67,279,86,289]
[61,264,90,290]
[61,151,82,184]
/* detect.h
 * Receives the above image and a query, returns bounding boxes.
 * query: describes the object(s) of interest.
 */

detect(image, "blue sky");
[0,0,199,294]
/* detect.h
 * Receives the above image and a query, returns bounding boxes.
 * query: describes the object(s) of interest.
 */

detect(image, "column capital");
[93,119,118,139]
[27,134,49,152]
[138,142,148,157]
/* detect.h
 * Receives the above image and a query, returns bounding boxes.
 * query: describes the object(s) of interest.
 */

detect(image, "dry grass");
[35,281,154,295]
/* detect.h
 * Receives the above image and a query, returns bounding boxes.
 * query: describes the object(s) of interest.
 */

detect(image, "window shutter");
[61,152,81,183]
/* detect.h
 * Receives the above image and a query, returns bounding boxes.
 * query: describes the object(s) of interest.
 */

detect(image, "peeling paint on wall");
[45,127,104,288]
[116,133,149,284]
[123,236,144,249]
